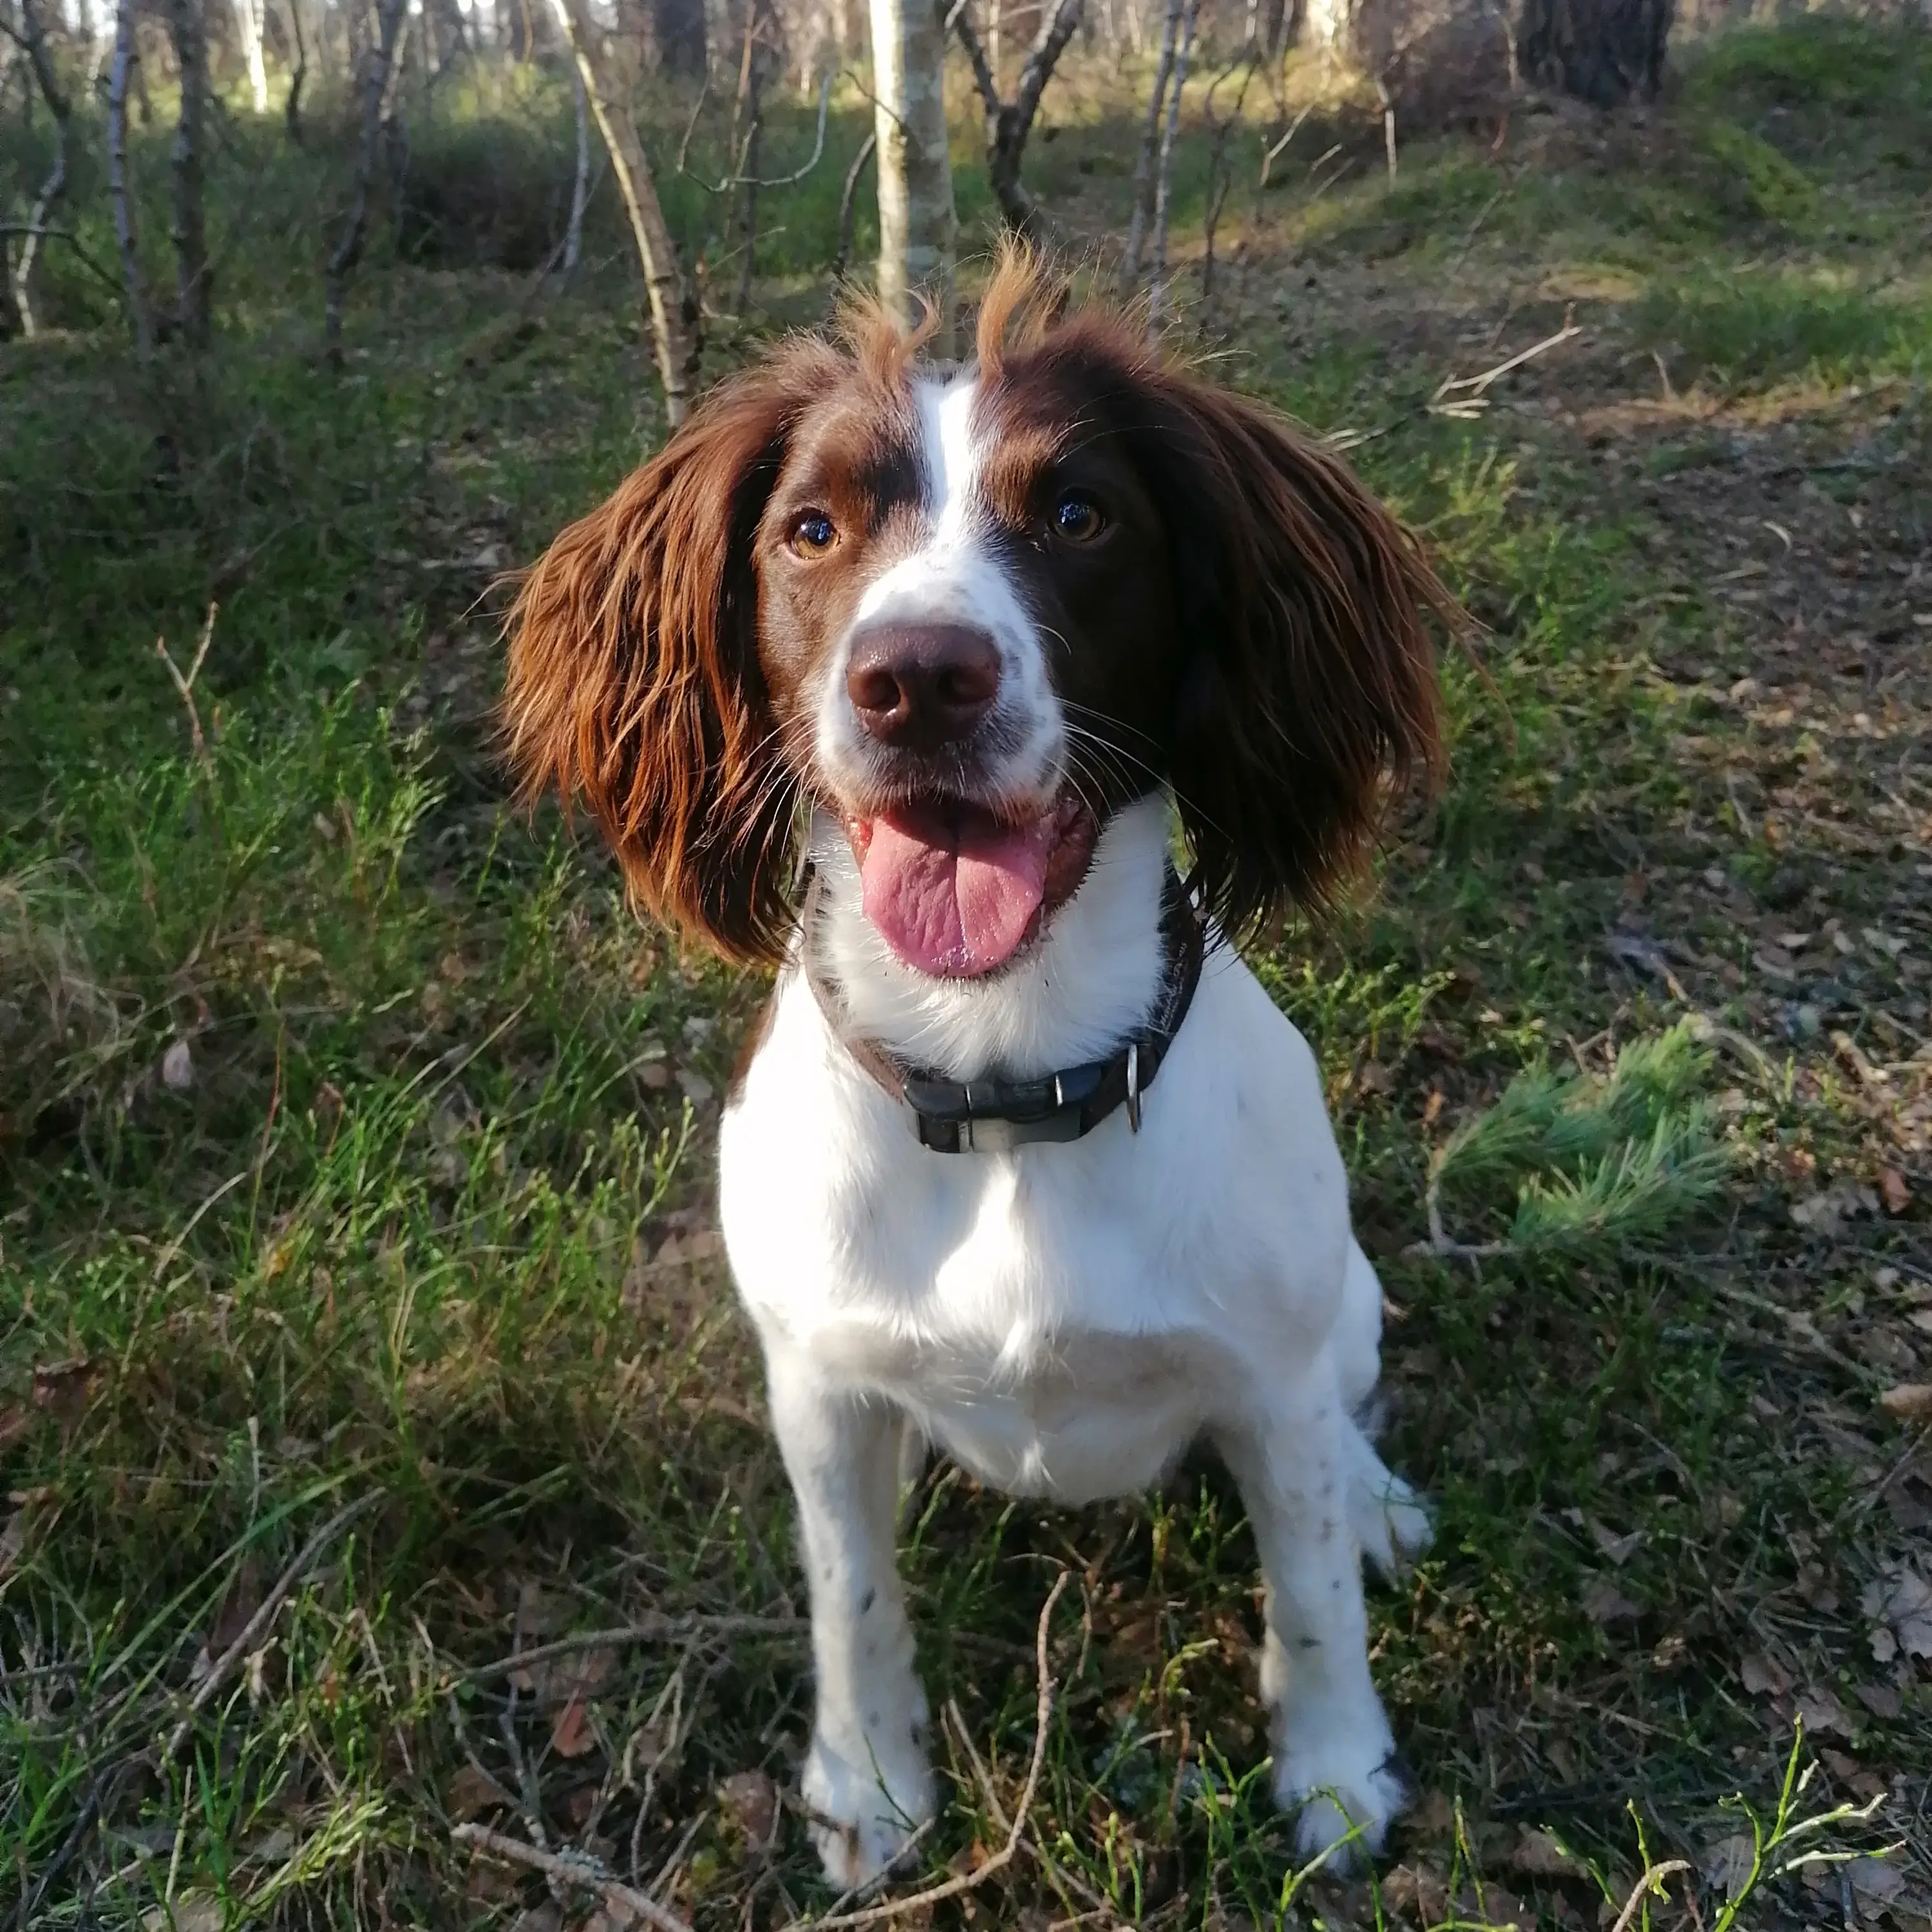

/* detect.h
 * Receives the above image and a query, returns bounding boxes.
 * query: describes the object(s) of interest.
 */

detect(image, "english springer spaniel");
[506,249,1455,1884]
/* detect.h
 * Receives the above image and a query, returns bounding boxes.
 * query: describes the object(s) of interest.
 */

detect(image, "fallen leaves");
[1861,1566,1932,1663]
[1878,1383,1932,1421]
[719,1768,779,1853]
[161,1038,194,1091]
[1580,1575,1642,1625]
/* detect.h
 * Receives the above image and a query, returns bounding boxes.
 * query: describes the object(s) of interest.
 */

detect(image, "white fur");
[813,375,1064,814]
[714,376,1430,1888]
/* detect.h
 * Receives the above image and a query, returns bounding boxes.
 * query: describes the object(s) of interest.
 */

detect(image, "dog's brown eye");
[791,511,837,555]
[1050,492,1105,544]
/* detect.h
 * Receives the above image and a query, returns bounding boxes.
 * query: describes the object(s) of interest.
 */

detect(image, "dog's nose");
[846,624,1002,750]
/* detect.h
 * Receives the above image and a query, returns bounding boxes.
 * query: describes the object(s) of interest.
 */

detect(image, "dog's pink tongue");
[858,806,1056,978]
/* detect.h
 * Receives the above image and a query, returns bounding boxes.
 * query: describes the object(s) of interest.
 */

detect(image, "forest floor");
[3,17,1931,1930]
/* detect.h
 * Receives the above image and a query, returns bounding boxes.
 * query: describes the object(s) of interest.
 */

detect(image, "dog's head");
[505,250,1455,977]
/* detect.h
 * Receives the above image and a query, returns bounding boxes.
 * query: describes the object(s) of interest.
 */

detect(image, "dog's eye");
[791,511,837,555]
[1050,492,1106,544]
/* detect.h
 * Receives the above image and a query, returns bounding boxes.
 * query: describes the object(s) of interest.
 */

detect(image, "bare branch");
[679,67,834,194]
[453,1825,699,1932]
[832,128,877,283]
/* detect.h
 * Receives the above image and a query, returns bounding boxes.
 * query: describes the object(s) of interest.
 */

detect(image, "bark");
[9,0,71,340]
[947,0,1084,240]
[323,0,406,363]
[551,0,698,427]
[1517,0,1669,104]
[1144,0,1195,332]
[650,0,705,73]
[281,0,307,140]
[728,0,781,312]
[168,0,212,348]
[233,0,269,109]
[109,0,153,357]
[563,57,589,276]
[1119,0,1180,295]
[869,0,954,348]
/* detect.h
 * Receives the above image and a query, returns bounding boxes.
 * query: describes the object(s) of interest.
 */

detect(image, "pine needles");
[1423,1023,1732,1264]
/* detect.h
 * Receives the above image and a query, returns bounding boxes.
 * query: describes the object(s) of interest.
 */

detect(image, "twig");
[1406,1166,1508,1268]
[679,68,833,193]
[831,130,876,284]
[458,1611,807,1686]
[1430,314,1580,417]
[453,1824,698,1932]
[789,1571,1072,1929]
[155,603,218,766]
[1258,101,1312,187]
[1606,1859,1690,1932]
[163,1493,383,1760]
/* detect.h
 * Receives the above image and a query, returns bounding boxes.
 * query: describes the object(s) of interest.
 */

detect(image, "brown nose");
[845,623,1002,750]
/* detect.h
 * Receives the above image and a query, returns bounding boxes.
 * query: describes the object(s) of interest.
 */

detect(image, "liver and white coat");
[505,251,1457,1885]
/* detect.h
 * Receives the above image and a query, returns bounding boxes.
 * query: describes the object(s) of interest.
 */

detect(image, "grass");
[5,15,1932,1928]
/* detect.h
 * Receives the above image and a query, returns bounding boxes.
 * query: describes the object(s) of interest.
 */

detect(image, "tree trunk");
[650,0,705,73]
[1517,0,1669,104]
[323,0,407,363]
[9,0,70,340]
[109,0,154,357]
[949,0,1084,239]
[867,0,953,346]
[168,0,213,348]
[282,0,307,140]
[550,0,698,428]
[233,0,269,109]
[563,58,590,276]
[1119,0,1180,294]
[1144,0,1195,331]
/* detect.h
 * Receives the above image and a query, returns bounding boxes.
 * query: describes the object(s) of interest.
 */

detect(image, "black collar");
[801,864,1208,1153]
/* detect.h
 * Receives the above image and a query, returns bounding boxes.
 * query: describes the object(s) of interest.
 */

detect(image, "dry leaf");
[444,1762,506,1822]
[1701,1834,1755,1898]
[531,1644,619,1707]
[1510,1828,1585,1878]
[1862,1567,1932,1662]
[1580,1576,1641,1625]
[1845,1856,1904,1905]
[720,1768,779,1852]
[1384,1862,1450,1922]
[654,1227,724,1267]
[1739,1651,1792,1698]
[1880,1168,1911,1215]
[509,1907,563,1932]
[1854,1681,1902,1720]
[1589,1522,1645,1566]
[1794,1687,1850,1737]
[161,1038,194,1091]
[1879,1383,1932,1421]
[32,1358,95,1419]
[142,1899,221,1932]
[0,1405,30,1452]
[549,1692,597,1759]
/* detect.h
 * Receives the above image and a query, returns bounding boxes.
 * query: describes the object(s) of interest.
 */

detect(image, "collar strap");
[802,866,1207,1153]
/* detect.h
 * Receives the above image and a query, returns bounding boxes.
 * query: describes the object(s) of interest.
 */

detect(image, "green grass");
[6,16,1932,1929]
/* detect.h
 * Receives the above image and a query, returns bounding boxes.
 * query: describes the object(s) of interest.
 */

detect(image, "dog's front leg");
[1217,1383,1405,1868]
[766,1347,934,1887]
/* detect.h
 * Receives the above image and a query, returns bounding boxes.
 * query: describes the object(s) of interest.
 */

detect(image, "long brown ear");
[503,349,835,965]
[1148,368,1457,938]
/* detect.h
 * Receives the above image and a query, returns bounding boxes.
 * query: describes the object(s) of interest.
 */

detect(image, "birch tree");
[948,0,1083,239]
[549,0,698,426]
[232,0,269,110]
[323,0,407,361]
[8,0,71,340]
[109,0,153,356]
[867,0,952,348]
[168,0,212,347]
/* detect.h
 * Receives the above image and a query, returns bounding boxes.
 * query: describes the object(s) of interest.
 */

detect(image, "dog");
[505,249,1455,1884]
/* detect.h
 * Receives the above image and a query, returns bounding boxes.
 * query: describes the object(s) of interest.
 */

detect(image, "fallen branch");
[1606,1859,1690,1932]
[458,1611,807,1685]
[155,601,218,766]
[1326,316,1582,450]
[790,1569,1072,1929]
[453,1824,697,1932]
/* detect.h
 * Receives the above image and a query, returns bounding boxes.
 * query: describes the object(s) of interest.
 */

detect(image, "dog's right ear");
[504,350,834,965]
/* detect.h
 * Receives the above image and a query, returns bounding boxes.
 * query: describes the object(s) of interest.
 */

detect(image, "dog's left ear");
[1150,370,1459,938]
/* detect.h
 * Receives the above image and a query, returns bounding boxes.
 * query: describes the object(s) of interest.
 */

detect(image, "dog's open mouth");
[844,791,1098,979]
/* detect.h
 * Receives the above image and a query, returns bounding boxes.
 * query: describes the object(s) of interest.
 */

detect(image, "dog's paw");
[1273,1712,1406,1872]
[1348,1457,1433,1579]
[801,1730,936,1889]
